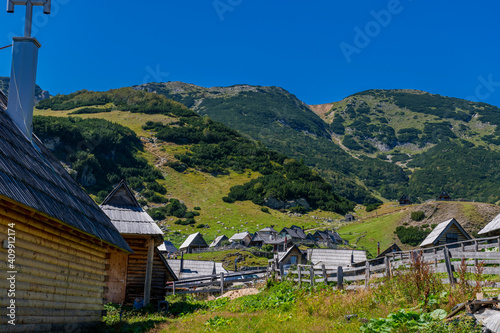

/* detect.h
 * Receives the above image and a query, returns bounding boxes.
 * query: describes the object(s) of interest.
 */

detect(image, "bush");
[222,196,235,203]
[366,203,382,212]
[411,211,425,221]
[395,226,430,246]
[431,224,438,229]
[422,224,429,228]
[196,223,206,228]
[194,206,201,210]
[261,207,270,213]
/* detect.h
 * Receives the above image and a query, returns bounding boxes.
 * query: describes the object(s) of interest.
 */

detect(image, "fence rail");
[165,236,500,296]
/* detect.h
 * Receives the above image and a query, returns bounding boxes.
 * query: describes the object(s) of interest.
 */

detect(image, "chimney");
[6,37,40,139]
[6,1,51,140]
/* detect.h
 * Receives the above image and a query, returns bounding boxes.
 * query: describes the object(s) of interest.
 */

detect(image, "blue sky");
[1,1,499,106]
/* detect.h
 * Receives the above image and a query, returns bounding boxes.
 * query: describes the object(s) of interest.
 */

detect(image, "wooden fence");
[269,236,500,289]
[165,236,500,296]
[165,269,267,296]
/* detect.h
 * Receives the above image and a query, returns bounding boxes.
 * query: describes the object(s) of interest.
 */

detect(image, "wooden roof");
[210,235,228,247]
[377,243,402,258]
[180,232,208,249]
[166,259,227,279]
[277,244,305,263]
[158,240,179,253]
[420,218,471,247]
[100,180,162,237]
[229,231,251,241]
[0,90,131,252]
[307,249,367,268]
[478,213,500,236]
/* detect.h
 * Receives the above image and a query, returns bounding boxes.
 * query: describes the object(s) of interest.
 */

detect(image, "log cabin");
[0,89,133,332]
[100,180,177,306]
[478,213,500,237]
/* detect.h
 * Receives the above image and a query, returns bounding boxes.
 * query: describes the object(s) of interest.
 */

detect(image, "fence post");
[385,256,391,278]
[365,261,370,288]
[443,247,455,285]
[497,236,500,250]
[337,266,343,290]
[279,263,284,281]
[298,265,302,288]
[322,264,328,285]
[434,248,437,267]
[172,281,176,296]
[474,240,479,266]
[309,266,314,287]
[220,272,225,296]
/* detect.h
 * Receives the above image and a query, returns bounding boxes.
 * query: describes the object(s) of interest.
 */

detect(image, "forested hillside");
[136,83,500,204]
[33,88,354,217]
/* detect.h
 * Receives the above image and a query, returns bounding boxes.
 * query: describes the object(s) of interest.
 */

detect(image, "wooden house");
[280,226,307,242]
[376,243,402,258]
[420,218,471,248]
[158,240,179,256]
[179,232,209,253]
[478,213,500,237]
[210,235,228,248]
[398,195,412,205]
[0,90,133,332]
[345,214,355,221]
[229,231,252,246]
[313,229,347,248]
[249,227,286,251]
[437,191,452,201]
[100,180,177,306]
[276,244,307,266]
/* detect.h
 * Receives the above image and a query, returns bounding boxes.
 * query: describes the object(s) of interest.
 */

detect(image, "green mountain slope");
[138,83,500,204]
[33,88,353,245]
[322,89,500,203]
[135,82,401,205]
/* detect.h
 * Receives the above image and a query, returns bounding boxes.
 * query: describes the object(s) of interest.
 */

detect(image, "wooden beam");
[143,238,155,306]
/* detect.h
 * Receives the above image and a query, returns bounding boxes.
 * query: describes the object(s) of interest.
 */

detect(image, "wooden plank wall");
[437,224,469,246]
[124,236,168,305]
[0,201,108,332]
[104,248,128,304]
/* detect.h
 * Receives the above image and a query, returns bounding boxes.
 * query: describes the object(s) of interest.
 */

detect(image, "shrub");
[196,223,206,229]
[366,203,382,212]
[431,224,438,229]
[422,224,429,228]
[411,211,425,221]
[222,196,235,203]
[395,226,430,246]
[194,206,201,210]
[261,207,270,213]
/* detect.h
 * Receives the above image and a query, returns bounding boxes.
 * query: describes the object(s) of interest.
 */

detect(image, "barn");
[0,89,132,332]
[100,180,177,306]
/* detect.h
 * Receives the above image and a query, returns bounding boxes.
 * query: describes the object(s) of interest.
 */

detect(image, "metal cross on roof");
[6,0,51,37]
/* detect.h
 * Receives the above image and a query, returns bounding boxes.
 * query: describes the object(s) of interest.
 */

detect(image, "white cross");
[6,0,51,37]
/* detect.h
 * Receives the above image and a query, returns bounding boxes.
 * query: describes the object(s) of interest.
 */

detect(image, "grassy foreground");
[99,258,495,333]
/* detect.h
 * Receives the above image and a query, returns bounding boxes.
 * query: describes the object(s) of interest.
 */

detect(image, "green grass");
[183,249,269,270]
[339,211,404,257]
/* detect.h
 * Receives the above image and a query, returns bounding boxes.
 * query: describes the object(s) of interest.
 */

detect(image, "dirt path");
[216,288,260,300]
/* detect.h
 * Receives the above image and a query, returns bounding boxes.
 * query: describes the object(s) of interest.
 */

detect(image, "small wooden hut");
[0,90,132,332]
[100,180,177,306]
[420,218,471,248]
[229,231,252,246]
[209,235,228,248]
[437,191,452,201]
[179,232,209,253]
[276,244,307,266]
[398,195,412,205]
[376,243,402,258]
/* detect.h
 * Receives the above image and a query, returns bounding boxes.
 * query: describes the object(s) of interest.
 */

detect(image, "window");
[446,233,458,244]
[290,256,297,264]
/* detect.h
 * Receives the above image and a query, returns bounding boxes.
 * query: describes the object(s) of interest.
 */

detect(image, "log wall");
[124,236,173,305]
[0,200,109,332]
